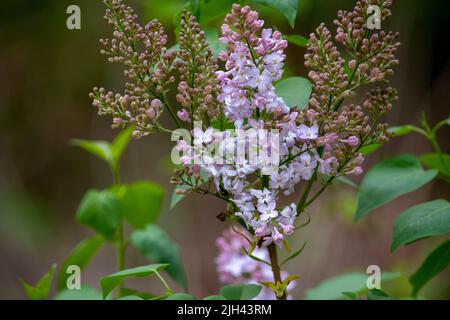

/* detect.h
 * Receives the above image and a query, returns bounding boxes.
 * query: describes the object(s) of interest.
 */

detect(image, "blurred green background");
[0,0,449,299]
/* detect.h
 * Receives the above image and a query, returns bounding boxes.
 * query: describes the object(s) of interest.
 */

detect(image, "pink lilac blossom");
[215,228,296,299]
[174,4,331,246]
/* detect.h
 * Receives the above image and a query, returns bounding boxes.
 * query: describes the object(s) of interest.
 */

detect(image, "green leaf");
[360,143,382,156]
[204,27,226,58]
[220,284,262,300]
[341,291,358,300]
[121,288,158,300]
[253,0,299,28]
[20,264,57,300]
[275,77,312,109]
[76,190,121,240]
[166,293,196,300]
[367,289,394,300]
[119,295,144,300]
[280,242,306,266]
[420,153,450,181]
[391,199,450,252]
[54,286,102,300]
[131,225,187,289]
[203,295,226,300]
[111,127,133,161]
[170,185,190,210]
[285,34,308,47]
[360,126,415,156]
[119,182,164,228]
[337,176,359,188]
[100,264,168,299]
[354,155,437,221]
[410,240,450,296]
[72,140,114,168]
[170,168,210,210]
[389,125,414,137]
[305,272,400,300]
[57,235,104,291]
[198,0,237,25]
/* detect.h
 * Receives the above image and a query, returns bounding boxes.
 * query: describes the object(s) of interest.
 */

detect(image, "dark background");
[0,0,449,299]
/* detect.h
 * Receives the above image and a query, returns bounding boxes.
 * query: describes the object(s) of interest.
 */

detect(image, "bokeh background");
[0,0,449,299]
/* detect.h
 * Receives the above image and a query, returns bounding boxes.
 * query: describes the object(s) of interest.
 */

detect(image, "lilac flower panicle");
[90,0,177,138]
[175,11,222,123]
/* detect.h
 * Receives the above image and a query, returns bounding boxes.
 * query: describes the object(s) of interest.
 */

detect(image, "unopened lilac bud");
[177,109,190,122]
[150,98,162,108]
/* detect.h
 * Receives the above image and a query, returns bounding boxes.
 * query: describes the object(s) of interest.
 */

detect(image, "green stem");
[155,271,172,294]
[297,173,316,215]
[112,164,126,298]
[163,93,182,129]
[267,243,286,300]
[429,133,449,173]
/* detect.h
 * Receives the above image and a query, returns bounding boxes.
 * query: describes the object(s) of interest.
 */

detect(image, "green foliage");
[170,185,190,210]
[131,225,187,289]
[391,199,450,252]
[341,291,358,300]
[72,127,133,176]
[285,34,308,47]
[253,0,299,28]
[166,293,196,300]
[56,235,104,291]
[203,295,227,300]
[275,77,312,109]
[100,264,169,299]
[19,264,57,300]
[280,242,307,266]
[410,240,450,296]
[367,289,394,300]
[389,125,415,137]
[198,0,237,25]
[204,27,226,57]
[358,126,415,156]
[420,153,450,182]
[118,295,144,300]
[54,286,102,300]
[170,168,209,210]
[119,182,165,228]
[76,190,122,240]
[305,271,400,300]
[220,284,262,300]
[354,155,437,221]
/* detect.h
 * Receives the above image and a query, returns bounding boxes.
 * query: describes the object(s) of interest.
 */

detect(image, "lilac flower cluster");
[217,5,289,126]
[175,11,221,124]
[174,4,334,246]
[90,0,177,138]
[93,0,400,299]
[215,228,296,299]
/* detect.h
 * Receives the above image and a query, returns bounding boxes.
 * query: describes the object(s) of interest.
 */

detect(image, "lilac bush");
[90,0,400,300]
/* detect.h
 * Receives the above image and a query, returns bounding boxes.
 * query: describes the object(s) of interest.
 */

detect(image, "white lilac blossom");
[215,228,296,300]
